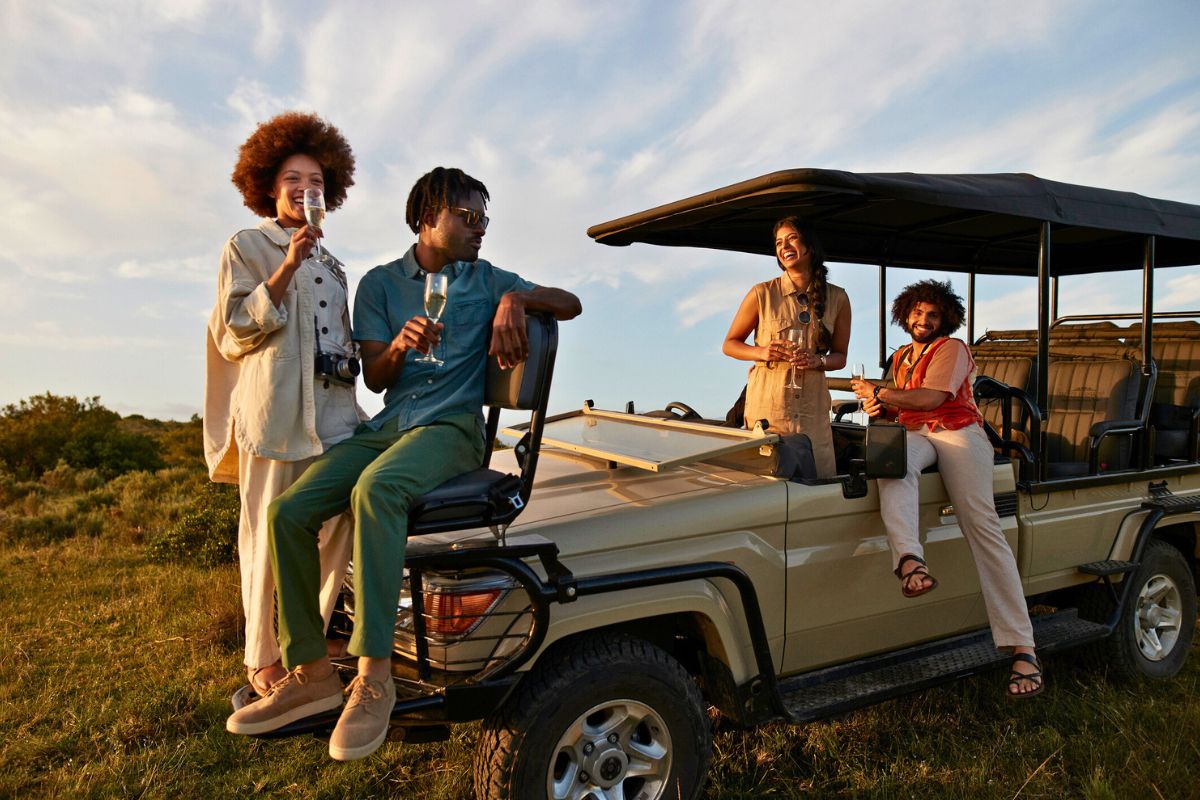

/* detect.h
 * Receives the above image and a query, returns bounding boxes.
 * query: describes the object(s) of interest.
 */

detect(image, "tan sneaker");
[328,675,395,761]
[226,666,344,736]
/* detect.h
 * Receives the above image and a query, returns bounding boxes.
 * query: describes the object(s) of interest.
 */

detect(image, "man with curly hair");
[205,111,363,701]
[851,279,1043,699]
[226,166,582,760]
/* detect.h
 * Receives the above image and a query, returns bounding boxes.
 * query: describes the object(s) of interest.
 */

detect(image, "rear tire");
[473,633,712,800]
[1079,538,1196,680]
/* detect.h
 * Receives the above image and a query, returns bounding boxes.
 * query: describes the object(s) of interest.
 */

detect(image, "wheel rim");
[1134,572,1184,662]
[547,698,673,800]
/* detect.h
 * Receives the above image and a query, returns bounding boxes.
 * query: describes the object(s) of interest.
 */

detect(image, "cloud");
[1160,272,1200,310]
[0,89,235,269]
[116,255,214,284]
[2,0,1199,421]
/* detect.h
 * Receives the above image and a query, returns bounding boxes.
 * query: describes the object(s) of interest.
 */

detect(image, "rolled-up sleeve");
[214,239,288,360]
[488,265,536,303]
[922,340,973,394]
[353,270,395,344]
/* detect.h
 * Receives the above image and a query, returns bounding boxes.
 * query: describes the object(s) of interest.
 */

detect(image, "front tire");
[1080,538,1196,680]
[474,634,712,800]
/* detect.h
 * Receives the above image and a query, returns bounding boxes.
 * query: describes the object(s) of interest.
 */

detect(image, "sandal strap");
[894,553,927,578]
[1009,653,1044,686]
[1008,670,1043,686]
[1011,652,1041,669]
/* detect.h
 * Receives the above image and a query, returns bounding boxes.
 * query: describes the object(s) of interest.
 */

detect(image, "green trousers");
[268,412,483,667]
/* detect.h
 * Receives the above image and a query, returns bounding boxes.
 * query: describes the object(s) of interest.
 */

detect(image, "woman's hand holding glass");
[783,328,808,389]
[302,188,331,264]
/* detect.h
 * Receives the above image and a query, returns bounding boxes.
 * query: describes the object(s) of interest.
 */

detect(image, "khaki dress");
[744,277,848,478]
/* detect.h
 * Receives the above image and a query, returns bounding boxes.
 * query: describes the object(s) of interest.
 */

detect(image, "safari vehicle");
[250,170,1200,800]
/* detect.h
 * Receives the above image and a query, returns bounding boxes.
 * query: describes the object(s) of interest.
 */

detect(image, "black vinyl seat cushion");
[409,468,523,533]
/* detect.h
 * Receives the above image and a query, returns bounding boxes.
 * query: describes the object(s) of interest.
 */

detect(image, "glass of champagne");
[851,362,867,424]
[416,271,448,365]
[784,327,808,390]
[303,188,328,263]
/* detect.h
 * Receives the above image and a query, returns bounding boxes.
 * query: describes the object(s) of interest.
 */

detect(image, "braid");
[405,167,490,233]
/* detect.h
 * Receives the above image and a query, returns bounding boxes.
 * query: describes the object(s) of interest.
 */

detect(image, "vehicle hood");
[500,446,774,527]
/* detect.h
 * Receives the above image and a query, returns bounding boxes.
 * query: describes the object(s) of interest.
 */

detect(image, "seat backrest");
[481,313,559,473]
[1043,359,1140,465]
[1148,338,1200,410]
[973,355,1033,433]
[484,313,557,411]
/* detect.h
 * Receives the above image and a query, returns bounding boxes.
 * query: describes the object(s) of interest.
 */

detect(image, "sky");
[3,0,1200,423]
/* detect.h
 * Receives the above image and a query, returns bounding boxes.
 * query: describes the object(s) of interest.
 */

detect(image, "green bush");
[0,394,164,480]
[146,482,240,567]
[39,461,105,492]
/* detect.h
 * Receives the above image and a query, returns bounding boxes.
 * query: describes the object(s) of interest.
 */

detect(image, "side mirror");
[842,422,907,499]
[864,422,907,479]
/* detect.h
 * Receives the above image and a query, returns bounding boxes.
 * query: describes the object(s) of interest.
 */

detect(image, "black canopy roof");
[587,169,1200,276]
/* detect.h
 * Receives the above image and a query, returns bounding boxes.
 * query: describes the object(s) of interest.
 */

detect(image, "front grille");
[994,491,1019,517]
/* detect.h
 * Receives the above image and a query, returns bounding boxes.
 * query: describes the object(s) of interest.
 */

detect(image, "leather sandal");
[894,553,939,598]
[1007,652,1045,699]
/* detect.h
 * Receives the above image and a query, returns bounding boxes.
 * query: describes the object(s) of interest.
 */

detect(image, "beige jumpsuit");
[744,277,848,478]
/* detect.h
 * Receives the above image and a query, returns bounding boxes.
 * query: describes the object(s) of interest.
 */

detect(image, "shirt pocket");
[443,298,492,359]
[759,316,807,349]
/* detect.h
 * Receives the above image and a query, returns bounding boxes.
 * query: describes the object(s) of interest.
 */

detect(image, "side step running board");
[778,610,1108,724]
[1142,492,1200,515]
[1078,560,1136,576]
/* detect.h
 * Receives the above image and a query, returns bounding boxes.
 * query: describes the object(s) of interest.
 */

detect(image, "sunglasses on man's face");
[448,207,489,230]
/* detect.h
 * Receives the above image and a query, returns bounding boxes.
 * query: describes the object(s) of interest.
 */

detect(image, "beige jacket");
[204,220,362,483]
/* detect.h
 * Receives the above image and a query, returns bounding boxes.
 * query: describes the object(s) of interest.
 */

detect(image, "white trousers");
[237,449,353,669]
[878,423,1035,649]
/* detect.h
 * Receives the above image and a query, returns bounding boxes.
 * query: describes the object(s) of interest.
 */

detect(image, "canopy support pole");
[1036,222,1051,482]
[1140,236,1156,468]
[967,272,977,344]
[878,263,888,370]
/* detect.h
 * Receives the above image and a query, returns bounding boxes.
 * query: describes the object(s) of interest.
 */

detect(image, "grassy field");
[1,405,1198,798]
[2,530,1199,799]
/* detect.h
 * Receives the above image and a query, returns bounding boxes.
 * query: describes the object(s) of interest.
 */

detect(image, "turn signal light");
[424,589,503,637]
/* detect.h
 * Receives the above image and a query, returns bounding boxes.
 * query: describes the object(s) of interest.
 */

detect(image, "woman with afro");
[204,112,364,696]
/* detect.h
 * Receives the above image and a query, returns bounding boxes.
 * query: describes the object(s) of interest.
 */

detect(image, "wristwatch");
[873,384,884,403]
[819,354,827,369]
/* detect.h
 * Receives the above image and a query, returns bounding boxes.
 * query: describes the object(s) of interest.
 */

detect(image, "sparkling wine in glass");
[851,362,867,424]
[303,188,328,262]
[416,271,448,365]
[784,327,807,390]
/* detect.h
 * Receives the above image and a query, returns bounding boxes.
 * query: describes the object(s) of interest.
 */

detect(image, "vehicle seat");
[1042,358,1142,478]
[973,355,1033,444]
[1144,336,1200,462]
[407,314,558,535]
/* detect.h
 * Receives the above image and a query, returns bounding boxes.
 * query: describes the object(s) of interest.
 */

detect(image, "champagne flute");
[851,362,866,424]
[416,271,448,365]
[784,327,807,390]
[303,188,328,263]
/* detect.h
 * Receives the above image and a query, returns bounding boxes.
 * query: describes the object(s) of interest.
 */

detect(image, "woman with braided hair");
[723,216,851,477]
[205,111,365,697]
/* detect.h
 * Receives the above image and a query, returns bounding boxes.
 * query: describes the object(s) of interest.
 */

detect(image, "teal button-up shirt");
[352,245,536,433]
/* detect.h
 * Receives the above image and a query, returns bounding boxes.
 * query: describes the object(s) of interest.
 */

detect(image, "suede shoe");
[226,666,344,736]
[328,675,395,761]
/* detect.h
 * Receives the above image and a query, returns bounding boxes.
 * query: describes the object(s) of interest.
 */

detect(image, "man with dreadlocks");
[850,279,1043,699]
[226,167,582,758]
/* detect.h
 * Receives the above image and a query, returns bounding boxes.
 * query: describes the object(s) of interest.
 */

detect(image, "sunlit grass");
[2,458,1198,798]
